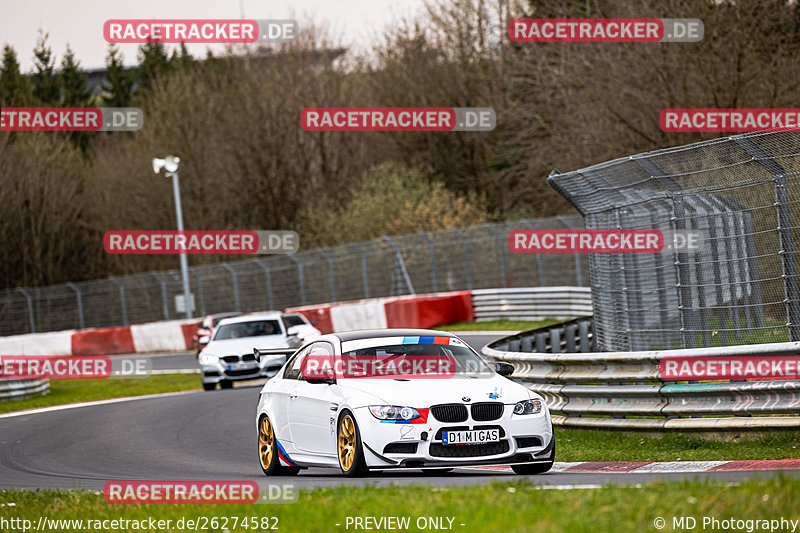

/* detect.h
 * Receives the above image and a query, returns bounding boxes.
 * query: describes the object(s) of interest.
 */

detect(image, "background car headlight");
[368,405,420,421]
[199,354,219,365]
[513,399,542,415]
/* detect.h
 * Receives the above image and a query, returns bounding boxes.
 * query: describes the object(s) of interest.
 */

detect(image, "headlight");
[199,354,219,365]
[513,399,542,415]
[368,405,420,421]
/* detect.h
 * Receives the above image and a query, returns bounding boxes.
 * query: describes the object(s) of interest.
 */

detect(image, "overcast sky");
[1,0,424,71]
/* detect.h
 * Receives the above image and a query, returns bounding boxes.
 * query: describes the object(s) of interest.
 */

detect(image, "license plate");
[442,429,500,445]
[228,362,256,371]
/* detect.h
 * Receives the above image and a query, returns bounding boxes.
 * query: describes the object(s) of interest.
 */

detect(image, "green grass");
[0,374,200,415]
[2,477,799,532]
[557,427,800,462]
[436,319,562,331]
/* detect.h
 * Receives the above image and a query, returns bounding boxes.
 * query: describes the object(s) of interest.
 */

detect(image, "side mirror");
[198,335,210,344]
[310,320,318,326]
[495,362,515,377]
[306,368,336,385]
[287,325,301,337]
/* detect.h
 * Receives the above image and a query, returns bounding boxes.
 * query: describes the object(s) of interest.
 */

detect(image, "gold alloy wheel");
[258,417,274,469]
[338,414,356,471]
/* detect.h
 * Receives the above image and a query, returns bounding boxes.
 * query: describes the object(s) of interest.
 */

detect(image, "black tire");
[511,439,555,475]
[421,468,453,475]
[202,382,216,391]
[337,410,367,477]
[220,380,233,389]
[258,415,301,476]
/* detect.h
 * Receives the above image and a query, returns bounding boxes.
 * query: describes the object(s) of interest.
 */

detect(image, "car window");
[281,314,306,329]
[214,320,281,340]
[283,346,310,380]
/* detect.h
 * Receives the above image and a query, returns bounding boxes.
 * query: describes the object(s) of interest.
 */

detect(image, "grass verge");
[0,374,200,415]
[2,477,799,532]
[436,319,561,331]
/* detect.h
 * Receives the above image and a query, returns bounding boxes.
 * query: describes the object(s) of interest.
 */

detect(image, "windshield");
[341,342,494,377]
[213,320,282,340]
[281,314,306,328]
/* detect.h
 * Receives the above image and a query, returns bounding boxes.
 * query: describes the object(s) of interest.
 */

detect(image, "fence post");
[485,224,508,288]
[521,220,546,286]
[319,249,337,303]
[557,215,583,286]
[221,263,241,312]
[350,243,370,299]
[288,255,306,306]
[188,267,206,316]
[734,136,800,341]
[67,282,85,329]
[109,277,128,326]
[17,288,35,333]
[450,229,474,290]
[382,236,415,295]
[254,259,274,310]
[150,271,170,320]
[416,233,438,293]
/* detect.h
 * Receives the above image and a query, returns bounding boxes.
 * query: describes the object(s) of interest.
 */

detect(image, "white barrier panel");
[131,320,190,353]
[330,300,388,332]
[0,330,75,356]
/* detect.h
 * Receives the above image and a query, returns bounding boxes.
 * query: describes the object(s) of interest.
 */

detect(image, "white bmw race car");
[255,329,554,476]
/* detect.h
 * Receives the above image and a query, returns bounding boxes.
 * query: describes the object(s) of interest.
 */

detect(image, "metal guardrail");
[483,321,800,431]
[0,379,49,401]
[472,287,592,321]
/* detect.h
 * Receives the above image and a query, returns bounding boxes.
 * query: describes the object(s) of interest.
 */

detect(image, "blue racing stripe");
[275,439,298,466]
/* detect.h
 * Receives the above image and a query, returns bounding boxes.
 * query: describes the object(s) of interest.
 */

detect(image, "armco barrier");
[0,379,49,401]
[472,287,592,321]
[483,324,800,431]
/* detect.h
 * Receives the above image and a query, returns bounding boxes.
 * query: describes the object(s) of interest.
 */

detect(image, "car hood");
[341,373,535,407]
[201,336,289,356]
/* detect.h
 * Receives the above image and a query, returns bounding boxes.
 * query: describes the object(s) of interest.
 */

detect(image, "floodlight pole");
[168,168,193,319]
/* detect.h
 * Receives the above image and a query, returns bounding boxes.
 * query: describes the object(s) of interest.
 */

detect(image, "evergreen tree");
[171,42,195,70]
[137,40,171,91]
[60,45,92,153]
[31,31,60,105]
[102,44,134,107]
[0,45,32,106]
[60,45,91,106]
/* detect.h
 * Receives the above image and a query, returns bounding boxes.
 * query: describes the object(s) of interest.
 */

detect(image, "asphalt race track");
[1,333,798,491]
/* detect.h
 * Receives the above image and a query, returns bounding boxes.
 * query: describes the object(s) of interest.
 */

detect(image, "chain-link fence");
[549,130,800,352]
[0,216,587,336]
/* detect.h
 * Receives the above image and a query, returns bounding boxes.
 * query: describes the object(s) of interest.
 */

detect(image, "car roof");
[332,329,457,342]
[216,312,283,326]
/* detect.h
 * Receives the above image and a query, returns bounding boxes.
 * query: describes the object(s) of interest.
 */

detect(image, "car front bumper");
[353,404,553,469]
[201,357,285,384]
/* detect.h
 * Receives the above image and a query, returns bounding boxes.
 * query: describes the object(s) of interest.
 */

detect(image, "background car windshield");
[342,343,493,374]
[281,315,306,328]
[214,320,281,340]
